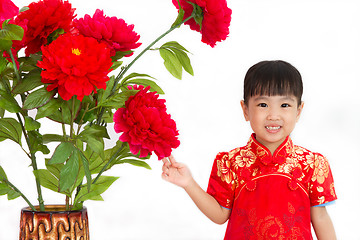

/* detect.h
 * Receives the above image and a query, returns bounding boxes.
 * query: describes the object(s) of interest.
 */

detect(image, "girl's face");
[241,95,304,154]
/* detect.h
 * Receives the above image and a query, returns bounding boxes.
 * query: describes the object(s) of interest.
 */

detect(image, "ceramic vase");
[19,205,89,240]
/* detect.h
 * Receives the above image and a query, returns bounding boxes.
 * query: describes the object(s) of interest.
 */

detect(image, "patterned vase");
[19,205,89,240]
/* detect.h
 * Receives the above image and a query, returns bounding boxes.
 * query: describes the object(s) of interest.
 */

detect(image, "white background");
[1,0,360,239]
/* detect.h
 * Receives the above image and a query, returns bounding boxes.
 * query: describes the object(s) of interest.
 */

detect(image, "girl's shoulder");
[293,144,327,160]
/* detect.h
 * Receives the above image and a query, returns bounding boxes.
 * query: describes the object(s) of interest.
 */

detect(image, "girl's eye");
[258,103,268,107]
[281,103,290,108]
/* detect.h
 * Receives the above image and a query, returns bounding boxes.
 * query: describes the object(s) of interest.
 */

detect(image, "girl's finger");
[161,157,169,164]
[169,154,176,165]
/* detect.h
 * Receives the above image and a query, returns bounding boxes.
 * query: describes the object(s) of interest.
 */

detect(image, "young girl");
[162,60,337,239]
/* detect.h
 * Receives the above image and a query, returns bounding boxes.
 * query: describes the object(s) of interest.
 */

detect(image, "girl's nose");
[266,107,280,121]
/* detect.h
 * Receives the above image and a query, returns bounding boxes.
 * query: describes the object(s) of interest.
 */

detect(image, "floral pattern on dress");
[234,149,256,168]
[235,202,307,240]
[215,152,237,191]
[255,215,285,240]
[312,154,330,184]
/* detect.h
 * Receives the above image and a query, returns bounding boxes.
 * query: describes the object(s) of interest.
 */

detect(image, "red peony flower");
[14,0,76,56]
[0,0,18,23]
[113,85,180,160]
[172,0,232,47]
[74,9,141,57]
[37,33,113,101]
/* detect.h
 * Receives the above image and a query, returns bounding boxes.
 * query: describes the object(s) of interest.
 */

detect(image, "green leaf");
[7,189,20,200]
[49,142,75,164]
[111,51,133,61]
[33,169,59,192]
[159,48,183,79]
[47,28,64,44]
[88,141,129,174]
[0,23,24,41]
[126,79,164,94]
[171,0,185,28]
[59,149,80,192]
[19,6,29,13]
[0,165,7,180]
[0,118,22,144]
[0,90,21,113]
[86,138,105,159]
[102,76,115,101]
[12,69,43,94]
[42,134,65,144]
[121,73,155,85]
[160,41,193,76]
[0,55,7,74]
[28,131,50,154]
[44,97,81,124]
[79,151,91,192]
[97,93,126,109]
[78,125,109,140]
[24,116,41,131]
[0,183,9,195]
[36,98,62,120]
[111,60,123,71]
[171,48,193,76]
[117,159,151,170]
[73,176,118,205]
[0,181,19,200]
[23,87,55,110]
[78,125,109,159]
[45,158,62,179]
[17,54,41,71]
[162,41,190,53]
[0,39,12,51]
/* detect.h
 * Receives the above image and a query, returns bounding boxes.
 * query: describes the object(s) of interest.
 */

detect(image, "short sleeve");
[309,153,337,206]
[206,152,237,209]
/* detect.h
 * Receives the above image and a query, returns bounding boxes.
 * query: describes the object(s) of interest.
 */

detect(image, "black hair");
[243,60,303,106]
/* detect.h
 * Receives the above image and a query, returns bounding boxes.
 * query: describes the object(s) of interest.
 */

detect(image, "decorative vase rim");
[21,204,86,213]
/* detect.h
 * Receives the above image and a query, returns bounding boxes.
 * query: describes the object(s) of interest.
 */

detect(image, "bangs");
[244,61,303,105]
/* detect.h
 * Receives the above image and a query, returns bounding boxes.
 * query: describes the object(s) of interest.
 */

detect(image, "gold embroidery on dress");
[330,183,336,197]
[317,196,325,205]
[234,149,256,168]
[216,154,237,189]
[312,154,330,184]
[278,157,302,177]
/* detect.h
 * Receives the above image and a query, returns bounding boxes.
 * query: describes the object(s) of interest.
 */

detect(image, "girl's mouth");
[265,126,281,130]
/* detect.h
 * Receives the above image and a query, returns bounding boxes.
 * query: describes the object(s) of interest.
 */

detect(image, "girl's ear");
[296,101,305,122]
[240,100,250,121]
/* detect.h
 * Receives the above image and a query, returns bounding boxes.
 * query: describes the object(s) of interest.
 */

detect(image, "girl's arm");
[311,206,336,240]
[162,155,231,224]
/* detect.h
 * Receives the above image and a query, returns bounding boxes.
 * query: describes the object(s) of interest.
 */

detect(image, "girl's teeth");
[266,126,280,130]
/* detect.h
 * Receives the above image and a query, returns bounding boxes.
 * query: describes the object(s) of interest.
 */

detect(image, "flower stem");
[70,97,75,139]
[0,56,45,211]
[66,195,70,211]
[0,174,36,211]
[16,113,45,211]
[92,144,124,184]
[7,50,20,81]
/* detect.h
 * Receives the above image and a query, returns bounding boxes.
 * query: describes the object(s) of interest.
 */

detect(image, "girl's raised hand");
[161,155,193,188]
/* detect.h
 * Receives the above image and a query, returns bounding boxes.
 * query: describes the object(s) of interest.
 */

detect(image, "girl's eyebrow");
[253,96,296,102]
[280,96,296,102]
[253,96,269,101]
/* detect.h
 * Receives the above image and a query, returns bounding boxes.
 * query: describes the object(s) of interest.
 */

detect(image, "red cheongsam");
[207,134,337,240]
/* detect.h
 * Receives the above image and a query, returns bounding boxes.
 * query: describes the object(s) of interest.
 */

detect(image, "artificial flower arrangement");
[0,0,231,213]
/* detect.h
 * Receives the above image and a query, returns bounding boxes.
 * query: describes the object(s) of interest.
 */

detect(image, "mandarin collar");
[247,133,294,166]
